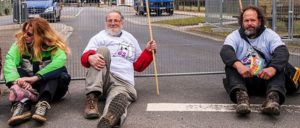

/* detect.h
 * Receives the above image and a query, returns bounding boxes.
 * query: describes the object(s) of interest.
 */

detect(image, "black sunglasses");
[26,32,34,37]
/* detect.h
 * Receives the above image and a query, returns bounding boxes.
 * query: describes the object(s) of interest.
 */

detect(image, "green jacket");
[4,42,67,85]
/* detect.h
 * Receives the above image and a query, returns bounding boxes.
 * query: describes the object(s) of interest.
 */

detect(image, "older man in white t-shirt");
[81,10,157,127]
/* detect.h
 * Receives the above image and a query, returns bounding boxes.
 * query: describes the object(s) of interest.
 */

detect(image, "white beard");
[106,27,122,37]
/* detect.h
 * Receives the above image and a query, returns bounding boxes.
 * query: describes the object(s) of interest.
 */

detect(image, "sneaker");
[262,91,280,115]
[236,90,251,114]
[84,93,100,119]
[32,101,51,123]
[97,93,128,128]
[7,100,31,126]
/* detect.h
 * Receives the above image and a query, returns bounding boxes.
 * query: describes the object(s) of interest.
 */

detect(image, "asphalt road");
[0,6,300,128]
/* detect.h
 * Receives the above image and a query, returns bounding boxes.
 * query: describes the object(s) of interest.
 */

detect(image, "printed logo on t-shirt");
[241,47,266,75]
[112,40,135,61]
[241,48,252,66]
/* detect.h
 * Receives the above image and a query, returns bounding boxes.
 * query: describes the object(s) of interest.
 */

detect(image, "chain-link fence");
[272,0,300,40]
[1,1,300,83]
[205,0,252,25]
[203,0,300,41]
[10,0,300,40]
[0,0,11,16]
[174,0,205,12]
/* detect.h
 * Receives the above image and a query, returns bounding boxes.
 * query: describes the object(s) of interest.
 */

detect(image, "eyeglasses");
[106,19,121,23]
[26,32,34,37]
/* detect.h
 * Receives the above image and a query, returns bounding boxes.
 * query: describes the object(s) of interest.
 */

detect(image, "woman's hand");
[14,78,32,90]
[19,76,40,84]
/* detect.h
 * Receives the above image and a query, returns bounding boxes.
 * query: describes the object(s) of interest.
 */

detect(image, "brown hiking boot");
[236,90,251,114]
[262,91,280,115]
[32,101,51,123]
[8,100,31,126]
[97,93,128,128]
[84,93,100,119]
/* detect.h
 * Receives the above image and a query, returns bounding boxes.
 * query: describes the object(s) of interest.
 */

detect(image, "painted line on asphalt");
[290,52,300,56]
[146,103,300,113]
[75,8,83,17]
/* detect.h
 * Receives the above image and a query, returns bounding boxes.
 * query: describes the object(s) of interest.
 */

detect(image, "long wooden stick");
[145,0,159,96]
[238,0,243,12]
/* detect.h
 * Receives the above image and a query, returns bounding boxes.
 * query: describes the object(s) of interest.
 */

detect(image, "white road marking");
[146,103,300,113]
[75,8,83,17]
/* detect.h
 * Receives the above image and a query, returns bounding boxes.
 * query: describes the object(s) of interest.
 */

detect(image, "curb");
[151,23,224,42]
[174,11,205,17]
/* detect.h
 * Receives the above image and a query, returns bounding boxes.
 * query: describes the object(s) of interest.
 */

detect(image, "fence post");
[272,0,277,31]
[219,0,223,26]
[176,0,179,10]
[197,0,200,12]
[183,1,185,11]
[205,0,207,23]
[288,0,294,39]
[189,1,192,11]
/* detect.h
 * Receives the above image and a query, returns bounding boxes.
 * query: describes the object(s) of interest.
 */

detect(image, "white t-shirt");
[83,30,142,85]
[224,28,285,64]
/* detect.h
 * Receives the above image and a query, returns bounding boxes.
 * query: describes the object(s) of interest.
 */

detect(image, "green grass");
[198,26,231,37]
[292,20,300,35]
[269,20,300,36]
[153,17,205,26]
[154,16,300,39]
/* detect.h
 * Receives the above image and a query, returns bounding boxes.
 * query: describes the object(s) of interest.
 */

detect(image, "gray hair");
[105,10,124,21]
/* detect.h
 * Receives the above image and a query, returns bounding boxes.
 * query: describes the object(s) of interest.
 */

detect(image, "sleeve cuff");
[81,50,96,68]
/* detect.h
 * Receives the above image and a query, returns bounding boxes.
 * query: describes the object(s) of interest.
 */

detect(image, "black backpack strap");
[238,28,267,60]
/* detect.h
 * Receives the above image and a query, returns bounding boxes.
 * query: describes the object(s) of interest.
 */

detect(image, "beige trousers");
[85,47,137,126]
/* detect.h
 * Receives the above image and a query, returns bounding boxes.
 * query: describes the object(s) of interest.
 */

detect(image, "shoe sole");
[32,114,47,123]
[98,117,111,128]
[98,93,128,128]
[262,106,280,116]
[85,113,100,119]
[236,104,251,114]
[8,112,31,126]
[262,107,280,115]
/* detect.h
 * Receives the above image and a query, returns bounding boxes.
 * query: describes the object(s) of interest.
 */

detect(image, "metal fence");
[204,0,300,41]
[174,0,205,12]
[0,5,226,82]
[205,0,252,25]
[0,0,11,16]
[1,0,300,83]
